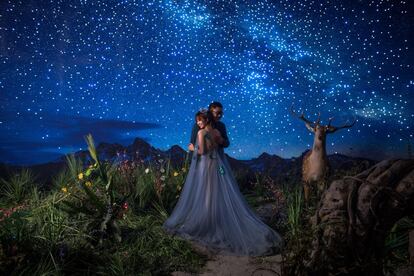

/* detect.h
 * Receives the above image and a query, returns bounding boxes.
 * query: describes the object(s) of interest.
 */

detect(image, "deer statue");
[290,104,357,202]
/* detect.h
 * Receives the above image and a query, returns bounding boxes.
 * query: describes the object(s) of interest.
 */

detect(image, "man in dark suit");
[188,102,230,160]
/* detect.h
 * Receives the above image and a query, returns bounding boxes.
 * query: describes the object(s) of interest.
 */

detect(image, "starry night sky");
[1,0,413,166]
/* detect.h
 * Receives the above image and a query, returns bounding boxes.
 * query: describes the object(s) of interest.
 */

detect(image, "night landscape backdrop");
[1,1,414,275]
[1,0,413,166]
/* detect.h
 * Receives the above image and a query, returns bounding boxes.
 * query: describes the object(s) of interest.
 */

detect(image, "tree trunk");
[410,230,414,266]
[306,159,414,275]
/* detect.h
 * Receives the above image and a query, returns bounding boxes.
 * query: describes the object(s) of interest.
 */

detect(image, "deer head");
[290,104,357,201]
[290,104,357,146]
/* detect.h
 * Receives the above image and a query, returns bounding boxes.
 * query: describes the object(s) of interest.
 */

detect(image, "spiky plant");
[0,168,36,205]
[59,133,129,247]
[286,185,303,239]
[383,216,414,273]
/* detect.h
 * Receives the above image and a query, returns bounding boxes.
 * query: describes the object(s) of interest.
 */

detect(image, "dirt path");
[172,242,282,276]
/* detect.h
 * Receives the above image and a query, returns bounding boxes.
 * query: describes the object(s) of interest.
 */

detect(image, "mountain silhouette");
[0,137,376,189]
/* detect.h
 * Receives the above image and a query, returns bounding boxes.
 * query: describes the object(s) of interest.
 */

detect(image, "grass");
[0,134,207,275]
[280,183,315,276]
[383,216,414,274]
[0,152,287,275]
[1,135,409,275]
[0,168,37,205]
[0,175,208,275]
[286,185,303,239]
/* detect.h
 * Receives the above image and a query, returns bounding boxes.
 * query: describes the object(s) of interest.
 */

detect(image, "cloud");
[0,110,161,165]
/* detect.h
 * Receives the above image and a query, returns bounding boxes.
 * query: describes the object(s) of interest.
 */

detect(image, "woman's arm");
[197,130,205,155]
[188,123,198,151]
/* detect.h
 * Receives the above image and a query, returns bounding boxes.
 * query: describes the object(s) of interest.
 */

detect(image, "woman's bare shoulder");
[197,129,207,136]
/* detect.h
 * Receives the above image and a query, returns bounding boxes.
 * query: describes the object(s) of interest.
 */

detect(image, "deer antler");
[290,104,314,125]
[327,117,334,128]
[290,103,315,132]
[315,112,321,125]
[326,116,357,133]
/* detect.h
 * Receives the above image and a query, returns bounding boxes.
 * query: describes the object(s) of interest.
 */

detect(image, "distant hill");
[0,137,377,188]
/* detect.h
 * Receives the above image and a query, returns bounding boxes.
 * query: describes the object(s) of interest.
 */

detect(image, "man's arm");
[218,122,230,148]
[190,123,198,145]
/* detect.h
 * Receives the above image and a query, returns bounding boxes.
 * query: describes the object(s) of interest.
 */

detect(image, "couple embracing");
[163,102,283,256]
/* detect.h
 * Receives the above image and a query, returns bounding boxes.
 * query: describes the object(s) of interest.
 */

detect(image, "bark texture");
[306,159,414,275]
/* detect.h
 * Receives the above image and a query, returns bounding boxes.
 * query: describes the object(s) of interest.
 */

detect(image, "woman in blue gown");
[163,111,283,256]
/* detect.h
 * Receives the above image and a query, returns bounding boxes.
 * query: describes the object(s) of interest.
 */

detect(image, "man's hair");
[208,101,223,110]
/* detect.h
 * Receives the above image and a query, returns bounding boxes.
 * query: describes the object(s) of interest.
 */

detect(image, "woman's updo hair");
[195,108,214,124]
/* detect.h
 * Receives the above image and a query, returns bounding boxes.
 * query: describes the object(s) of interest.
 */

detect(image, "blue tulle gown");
[162,130,284,256]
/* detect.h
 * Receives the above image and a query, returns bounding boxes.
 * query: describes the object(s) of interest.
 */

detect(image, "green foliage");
[0,208,32,244]
[131,161,185,215]
[51,168,72,193]
[159,168,185,213]
[244,173,282,208]
[0,168,37,204]
[0,132,332,275]
[383,216,414,273]
[64,152,83,182]
[281,183,316,276]
[133,165,157,210]
[95,212,207,275]
[27,192,72,250]
[0,155,206,276]
[286,185,303,239]
[59,134,127,246]
[253,173,268,198]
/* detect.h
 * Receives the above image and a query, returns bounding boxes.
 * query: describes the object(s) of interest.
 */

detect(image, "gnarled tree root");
[305,159,414,275]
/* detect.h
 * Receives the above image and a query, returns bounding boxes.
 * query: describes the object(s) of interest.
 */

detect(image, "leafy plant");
[59,133,130,247]
[133,164,157,210]
[0,168,36,204]
[383,216,414,273]
[131,159,185,215]
[51,168,73,193]
[284,185,303,239]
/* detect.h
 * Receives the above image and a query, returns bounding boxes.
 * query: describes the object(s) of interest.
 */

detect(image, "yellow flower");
[182,167,186,172]
[78,173,84,180]
[85,181,92,187]
[173,171,179,177]
[61,187,68,193]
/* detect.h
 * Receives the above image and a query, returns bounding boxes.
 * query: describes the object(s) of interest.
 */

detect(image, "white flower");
[160,168,165,173]
[160,175,166,181]
[145,168,150,174]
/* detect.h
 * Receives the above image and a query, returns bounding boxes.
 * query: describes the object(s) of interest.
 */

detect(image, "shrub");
[0,168,37,204]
